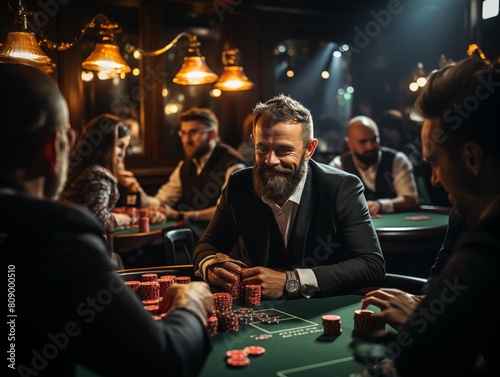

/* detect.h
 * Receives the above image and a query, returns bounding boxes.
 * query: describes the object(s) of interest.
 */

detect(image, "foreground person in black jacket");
[0,63,213,377]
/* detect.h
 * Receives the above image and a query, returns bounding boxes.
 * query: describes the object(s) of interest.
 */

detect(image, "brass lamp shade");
[214,66,254,91]
[0,31,54,73]
[81,43,131,75]
[173,56,219,85]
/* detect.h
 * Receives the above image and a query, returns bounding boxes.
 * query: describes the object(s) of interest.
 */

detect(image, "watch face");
[286,280,300,293]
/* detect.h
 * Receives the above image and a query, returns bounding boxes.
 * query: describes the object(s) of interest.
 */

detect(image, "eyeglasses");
[177,128,214,138]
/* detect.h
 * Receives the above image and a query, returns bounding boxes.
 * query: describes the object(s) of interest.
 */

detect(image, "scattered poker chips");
[226,356,250,367]
[353,309,385,335]
[322,314,342,336]
[226,349,247,358]
[260,315,279,324]
[244,346,265,356]
[244,284,261,306]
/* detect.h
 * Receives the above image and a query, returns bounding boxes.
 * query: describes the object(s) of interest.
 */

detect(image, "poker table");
[372,206,451,277]
[111,220,179,252]
[200,294,392,377]
[75,267,423,377]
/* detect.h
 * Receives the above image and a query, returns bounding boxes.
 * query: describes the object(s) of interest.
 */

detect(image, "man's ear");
[42,131,58,173]
[463,142,483,176]
[305,138,318,160]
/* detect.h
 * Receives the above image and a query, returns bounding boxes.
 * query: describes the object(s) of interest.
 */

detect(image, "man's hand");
[361,288,424,331]
[241,267,286,300]
[367,200,382,216]
[206,253,246,290]
[141,207,166,224]
[159,281,214,325]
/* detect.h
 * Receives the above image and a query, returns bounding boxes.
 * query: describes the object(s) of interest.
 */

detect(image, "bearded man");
[329,115,419,216]
[193,94,385,299]
[139,107,246,241]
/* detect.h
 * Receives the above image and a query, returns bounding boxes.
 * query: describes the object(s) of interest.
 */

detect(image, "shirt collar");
[192,142,216,171]
[480,194,500,221]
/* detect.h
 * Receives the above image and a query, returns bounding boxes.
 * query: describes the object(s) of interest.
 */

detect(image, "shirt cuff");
[195,256,216,281]
[377,198,395,213]
[295,268,319,298]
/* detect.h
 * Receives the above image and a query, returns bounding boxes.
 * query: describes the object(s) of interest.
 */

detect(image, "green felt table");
[371,209,450,277]
[111,221,178,254]
[200,295,387,377]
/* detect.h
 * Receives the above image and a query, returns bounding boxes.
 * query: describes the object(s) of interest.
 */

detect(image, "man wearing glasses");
[142,107,246,240]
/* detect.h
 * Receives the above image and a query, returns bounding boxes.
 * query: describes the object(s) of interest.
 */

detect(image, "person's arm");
[373,151,419,213]
[143,161,184,208]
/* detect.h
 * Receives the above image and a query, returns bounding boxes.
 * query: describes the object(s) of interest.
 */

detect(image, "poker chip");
[144,304,160,315]
[158,276,175,296]
[175,276,191,284]
[405,215,430,221]
[322,314,342,336]
[353,309,385,335]
[139,281,160,301]
[207,315,218,336]
[124,280,141,293]
[226,349,248,358]
[226,356,250,367]
[244,346,265,356]
[141,273,158,282]
[224,271,243,302]
[213,292,233,314]
[142,298,160,306]
[218,311,239,332]
[244,284,261,306]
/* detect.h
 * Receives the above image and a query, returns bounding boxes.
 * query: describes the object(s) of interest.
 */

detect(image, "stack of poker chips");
[244,284,261,306]
[141,273,158,282]
[218,311,239,332]
[322,314,342,336]
[207,315,218,336]
[175,276,191,284]
[140,281,160,301]
[213,292,233,314]
[124,280,141,294]
[353,309,385,335]
[225,272,242,302]
[158,275,175,297]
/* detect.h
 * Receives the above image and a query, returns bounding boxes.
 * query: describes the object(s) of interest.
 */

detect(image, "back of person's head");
[0,63,68,173]
[241,112,256,141]
[412,57,500,160]
[253,94,314,147]
[68,113,130,182]
[378,109,409,147]
[179,107,219,132]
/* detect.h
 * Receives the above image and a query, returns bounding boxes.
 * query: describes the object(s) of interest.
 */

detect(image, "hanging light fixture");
[126,32,218,85]
[0,1,54,73]
[0,1,130,78]
[214,48,254,91]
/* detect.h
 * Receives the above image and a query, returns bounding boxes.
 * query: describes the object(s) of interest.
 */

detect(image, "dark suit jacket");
[1,191,211,377]
[394,200,500,377]
[193,160,386,295]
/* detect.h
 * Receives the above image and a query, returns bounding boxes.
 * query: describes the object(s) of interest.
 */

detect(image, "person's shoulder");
[84,164,115,181]
[311,159,358,179]
[216,142,246,164]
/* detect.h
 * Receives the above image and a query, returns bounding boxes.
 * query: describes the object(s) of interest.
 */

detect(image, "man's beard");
[354,149,379,166]
[253,155,308,202]
[186,141,211,160]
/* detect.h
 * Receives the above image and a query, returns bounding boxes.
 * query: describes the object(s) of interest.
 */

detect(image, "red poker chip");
[226,349,248,358]
[226,356,250,367]
[244,346,265,356]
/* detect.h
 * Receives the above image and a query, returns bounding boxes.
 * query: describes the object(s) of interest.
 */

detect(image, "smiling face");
[252,117,317,204]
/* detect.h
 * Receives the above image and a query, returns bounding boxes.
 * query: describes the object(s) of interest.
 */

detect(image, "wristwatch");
[284,270,301,297]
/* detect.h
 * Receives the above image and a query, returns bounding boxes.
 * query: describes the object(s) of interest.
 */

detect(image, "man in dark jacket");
[193,94,386,299]
[0,63,213,377]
